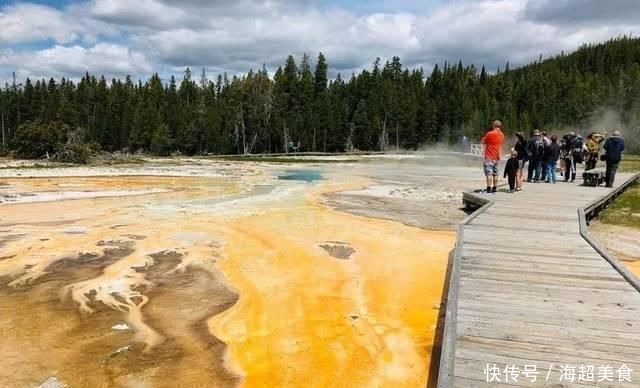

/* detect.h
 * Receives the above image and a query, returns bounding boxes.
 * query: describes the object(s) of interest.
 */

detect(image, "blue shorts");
[483,160,499,176]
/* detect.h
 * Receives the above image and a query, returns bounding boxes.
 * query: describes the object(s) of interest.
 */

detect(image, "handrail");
[437,196,493,388]
[469,144,485,157]
[579,173,640,293]
[437,173,639,387]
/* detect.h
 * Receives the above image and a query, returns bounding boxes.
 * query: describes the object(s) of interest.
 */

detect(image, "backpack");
[571,138,584,162]
[534,138,545,157]
[571,138,583,154]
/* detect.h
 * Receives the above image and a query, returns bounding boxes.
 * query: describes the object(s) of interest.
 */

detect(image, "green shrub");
[51,143,92,164]
[12,121,94,164]
[12,121,68,159]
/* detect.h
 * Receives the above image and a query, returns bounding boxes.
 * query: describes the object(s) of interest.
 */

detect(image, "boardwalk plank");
[438,172,640,387]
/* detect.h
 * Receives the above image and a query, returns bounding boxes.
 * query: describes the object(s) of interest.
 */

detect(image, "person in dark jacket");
[526,129,545,182]
[504,149,520,193]
[513,132,528,191]
[544,134,560,183]
[562,132,577,182]
[603,130,625,187]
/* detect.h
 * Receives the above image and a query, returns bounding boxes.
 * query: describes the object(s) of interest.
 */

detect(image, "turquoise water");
[277,169,323,182]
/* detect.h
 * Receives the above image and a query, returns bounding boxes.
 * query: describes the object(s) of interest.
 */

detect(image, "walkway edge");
[579,173,640,293]
[436,172,639,388]
[437,199,493,388]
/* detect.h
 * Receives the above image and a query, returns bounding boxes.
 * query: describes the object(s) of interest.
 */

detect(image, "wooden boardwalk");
[438,172,640,387]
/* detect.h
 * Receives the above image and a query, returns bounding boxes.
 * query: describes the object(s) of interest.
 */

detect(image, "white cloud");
[89,0,189,29]
[0,3,82,44]
[0,43,152,80]
[2,0,640,82]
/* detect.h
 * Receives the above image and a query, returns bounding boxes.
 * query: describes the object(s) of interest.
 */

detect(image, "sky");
[0,0,639,83]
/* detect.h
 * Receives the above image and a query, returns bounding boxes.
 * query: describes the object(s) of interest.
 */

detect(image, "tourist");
[541,131,551,146]
[513,132,528,191]
[460,136,469,153]
[585,132,605,170]
[544,135,560,184]
[540,131,551,180]
[480,120,505,193]
[603,130,625,187]
[526,129,545,182]
[503,149,520,193]
[562,132,578,182]
[559,138,567,177]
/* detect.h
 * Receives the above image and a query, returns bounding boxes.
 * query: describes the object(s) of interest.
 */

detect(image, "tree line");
[1,36,639,157]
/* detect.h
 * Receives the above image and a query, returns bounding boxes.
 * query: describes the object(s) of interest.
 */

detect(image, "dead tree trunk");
[1,111,5,150]
[380,111,388,151]
[283,123,288,154]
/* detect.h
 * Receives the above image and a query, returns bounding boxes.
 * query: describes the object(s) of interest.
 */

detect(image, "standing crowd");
[479,120,626,193]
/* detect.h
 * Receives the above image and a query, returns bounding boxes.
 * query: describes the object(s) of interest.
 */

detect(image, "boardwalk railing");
[579,173,640,293]
[437,199,492,387]
[469,144,485,157]
[437,174,640,388]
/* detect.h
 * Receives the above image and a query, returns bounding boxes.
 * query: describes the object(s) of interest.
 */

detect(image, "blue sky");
[1,0,639,83]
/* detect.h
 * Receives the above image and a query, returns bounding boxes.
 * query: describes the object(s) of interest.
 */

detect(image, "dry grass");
[600,154,640,228]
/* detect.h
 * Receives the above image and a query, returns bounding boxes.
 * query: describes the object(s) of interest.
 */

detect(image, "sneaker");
[491,186,497,193]
[515,188,522,192]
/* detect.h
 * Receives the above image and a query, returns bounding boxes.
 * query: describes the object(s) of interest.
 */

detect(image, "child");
[504,149,519,193]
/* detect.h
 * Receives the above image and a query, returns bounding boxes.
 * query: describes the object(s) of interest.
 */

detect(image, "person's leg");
[483,160,492,192]
[607,162,619,187]
[492,161,499,192]
[571,159,577,182]
[516,167,523,189]
[534,160,542,181]
[544,162,551,182]
[508,174,516,191]
[564,158,570,181]
[551,162,557,183]
[541,161,547,181]
[527,160,534,182]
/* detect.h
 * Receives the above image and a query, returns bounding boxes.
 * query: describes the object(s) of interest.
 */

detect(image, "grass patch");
[619,154,640,172]
[600,182,640,228]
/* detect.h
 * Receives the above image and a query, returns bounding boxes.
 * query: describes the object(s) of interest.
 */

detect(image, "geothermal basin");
[0,154,481,387]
